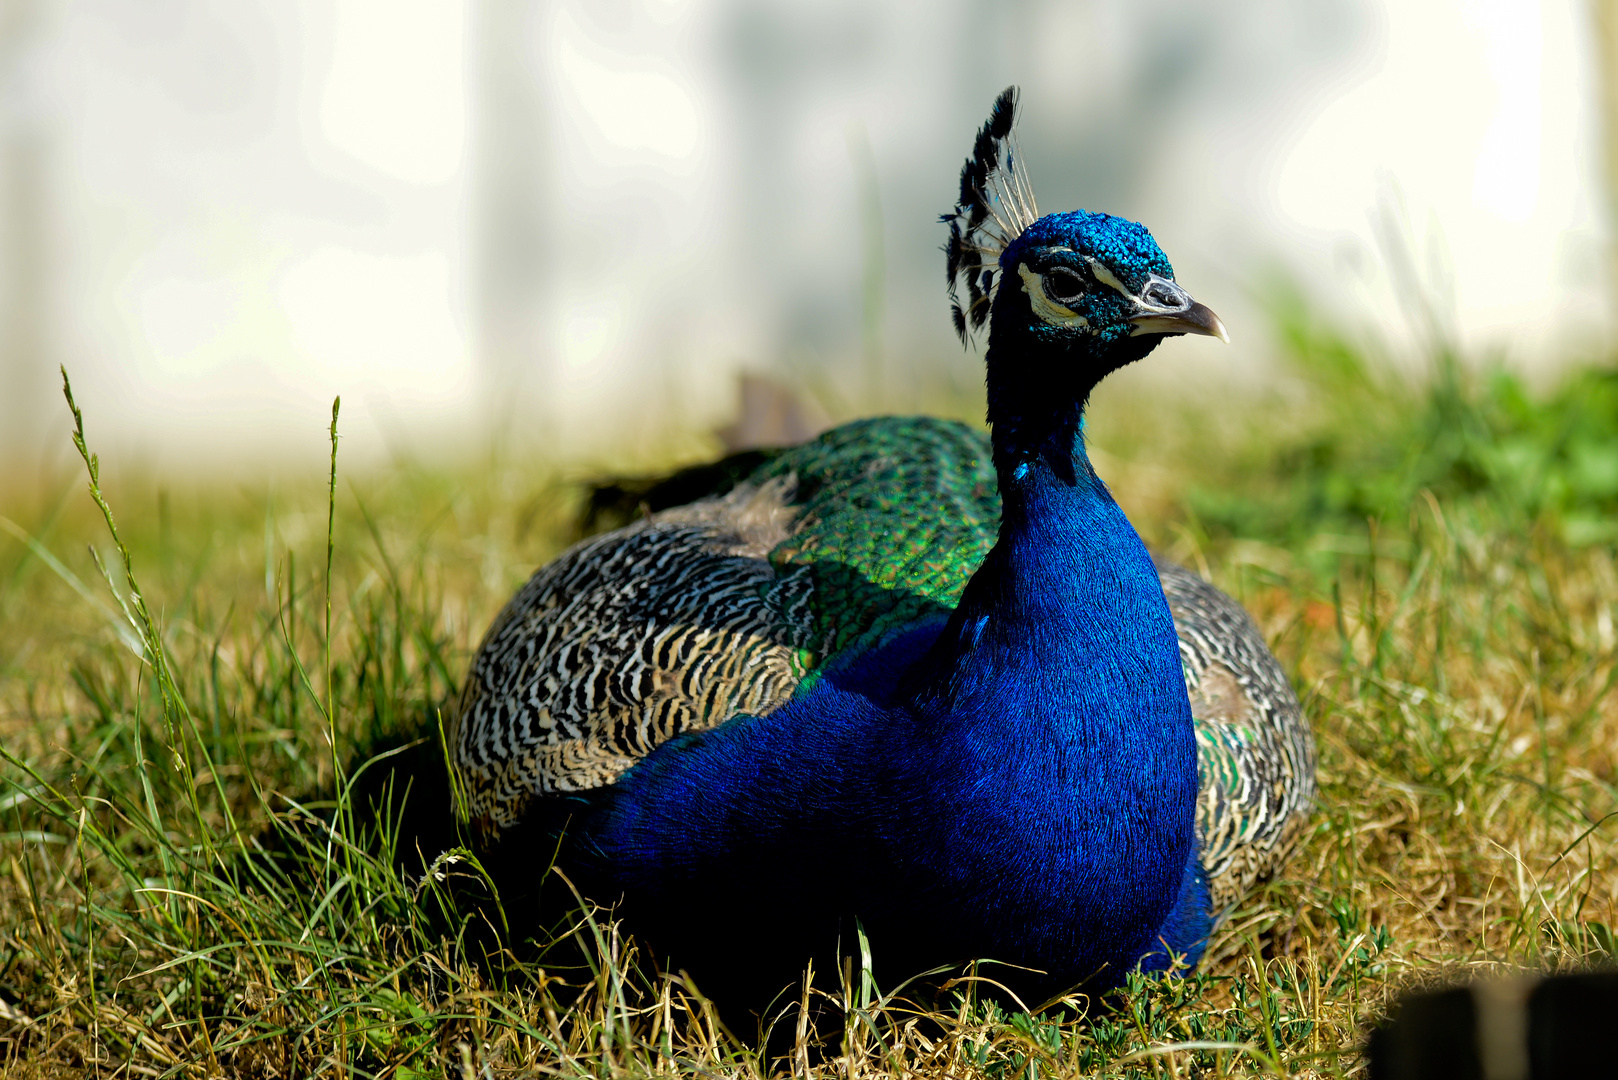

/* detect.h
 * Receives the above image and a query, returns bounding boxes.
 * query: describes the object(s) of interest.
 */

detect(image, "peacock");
[453,88,1315,1010]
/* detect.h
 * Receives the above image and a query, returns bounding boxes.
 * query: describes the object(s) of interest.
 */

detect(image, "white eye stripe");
[1084,257,1134,299]
[1020,253,1187,334]
[1016,263,1091,330]
[1082,257,1188,314]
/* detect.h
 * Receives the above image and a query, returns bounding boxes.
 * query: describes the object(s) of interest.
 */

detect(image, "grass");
[1,312,1617,1077]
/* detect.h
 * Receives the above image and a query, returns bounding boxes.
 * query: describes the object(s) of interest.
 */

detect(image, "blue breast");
[581,442,1202,1005]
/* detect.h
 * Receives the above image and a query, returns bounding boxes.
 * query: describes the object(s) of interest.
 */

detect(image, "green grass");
[2,320,1618,1077]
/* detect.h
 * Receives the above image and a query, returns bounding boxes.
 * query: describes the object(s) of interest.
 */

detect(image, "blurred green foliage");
[1188,296,1618,550]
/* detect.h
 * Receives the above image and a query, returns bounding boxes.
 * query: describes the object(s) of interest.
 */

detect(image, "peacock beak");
[1127,300,1229,343]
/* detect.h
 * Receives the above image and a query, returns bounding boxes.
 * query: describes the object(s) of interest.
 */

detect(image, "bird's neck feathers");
[911,322,1187,745]
[981,281,1163,477]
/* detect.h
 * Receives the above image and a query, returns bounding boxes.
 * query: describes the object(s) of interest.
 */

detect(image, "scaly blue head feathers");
[1001,211,1175,347]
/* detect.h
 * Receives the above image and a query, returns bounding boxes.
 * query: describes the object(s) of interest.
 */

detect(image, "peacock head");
[998,211,1225,351]
[944,89,1226,417]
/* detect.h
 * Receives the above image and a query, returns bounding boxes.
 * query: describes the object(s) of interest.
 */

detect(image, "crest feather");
[941,86,1040,344]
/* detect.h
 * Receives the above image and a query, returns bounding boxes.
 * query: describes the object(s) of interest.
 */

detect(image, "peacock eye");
[1042,267,1086,306]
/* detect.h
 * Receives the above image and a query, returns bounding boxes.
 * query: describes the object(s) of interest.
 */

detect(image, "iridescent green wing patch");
[752,417,1001,659]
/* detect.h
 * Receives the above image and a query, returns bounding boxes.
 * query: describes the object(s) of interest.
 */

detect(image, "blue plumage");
[455,87,1309,1012]
[590,439,1199,1002]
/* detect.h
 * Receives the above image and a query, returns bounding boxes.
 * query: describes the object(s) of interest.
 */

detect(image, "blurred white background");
[0,0,1609,472]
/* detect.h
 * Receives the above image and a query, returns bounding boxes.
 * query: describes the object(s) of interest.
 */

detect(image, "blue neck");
[911,405,1185,743]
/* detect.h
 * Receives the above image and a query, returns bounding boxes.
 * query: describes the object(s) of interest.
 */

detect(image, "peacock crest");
[942,85,1041,343]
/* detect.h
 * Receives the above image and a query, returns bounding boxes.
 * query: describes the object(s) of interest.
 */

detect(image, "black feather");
[986,86,1016,141]
[960,161,985,225]
[972,129,1000,182]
